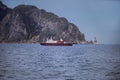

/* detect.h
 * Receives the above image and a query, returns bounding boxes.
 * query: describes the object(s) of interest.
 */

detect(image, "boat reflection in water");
[40,38,73,46]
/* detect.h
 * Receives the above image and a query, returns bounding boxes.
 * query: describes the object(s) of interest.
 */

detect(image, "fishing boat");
[40,38,73,46]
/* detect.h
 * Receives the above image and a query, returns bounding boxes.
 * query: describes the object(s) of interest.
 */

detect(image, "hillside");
[0,1,85,43]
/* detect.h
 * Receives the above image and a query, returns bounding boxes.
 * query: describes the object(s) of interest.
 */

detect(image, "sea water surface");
[0,44,120,80]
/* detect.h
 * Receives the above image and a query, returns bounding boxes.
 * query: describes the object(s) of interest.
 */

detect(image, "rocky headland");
[0,1,86,43]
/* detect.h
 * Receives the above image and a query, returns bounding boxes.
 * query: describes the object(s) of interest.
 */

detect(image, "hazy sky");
[2,0,120,44]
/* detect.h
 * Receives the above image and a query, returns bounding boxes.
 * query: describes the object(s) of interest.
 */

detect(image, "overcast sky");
[1,0,120,44]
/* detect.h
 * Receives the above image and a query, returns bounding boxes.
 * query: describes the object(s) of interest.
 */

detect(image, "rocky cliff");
[0,1,85,43]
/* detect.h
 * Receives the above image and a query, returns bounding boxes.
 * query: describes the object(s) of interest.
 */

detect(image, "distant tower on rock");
[93,37,97,44]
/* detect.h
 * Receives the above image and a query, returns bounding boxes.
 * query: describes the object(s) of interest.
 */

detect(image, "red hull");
[40,43,72,46]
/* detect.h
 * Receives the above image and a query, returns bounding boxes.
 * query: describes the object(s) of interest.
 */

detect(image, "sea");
[0,44,120,80]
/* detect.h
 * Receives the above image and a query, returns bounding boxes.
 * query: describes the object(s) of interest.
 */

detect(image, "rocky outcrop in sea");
[0,1,85,43]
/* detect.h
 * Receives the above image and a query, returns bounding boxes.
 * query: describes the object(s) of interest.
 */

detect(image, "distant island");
[0,1,95,44]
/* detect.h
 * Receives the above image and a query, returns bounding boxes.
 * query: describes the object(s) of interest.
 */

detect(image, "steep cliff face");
[0,1,85,43]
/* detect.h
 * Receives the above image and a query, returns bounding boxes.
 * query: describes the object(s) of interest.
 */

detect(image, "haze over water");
[0,44,120,80]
